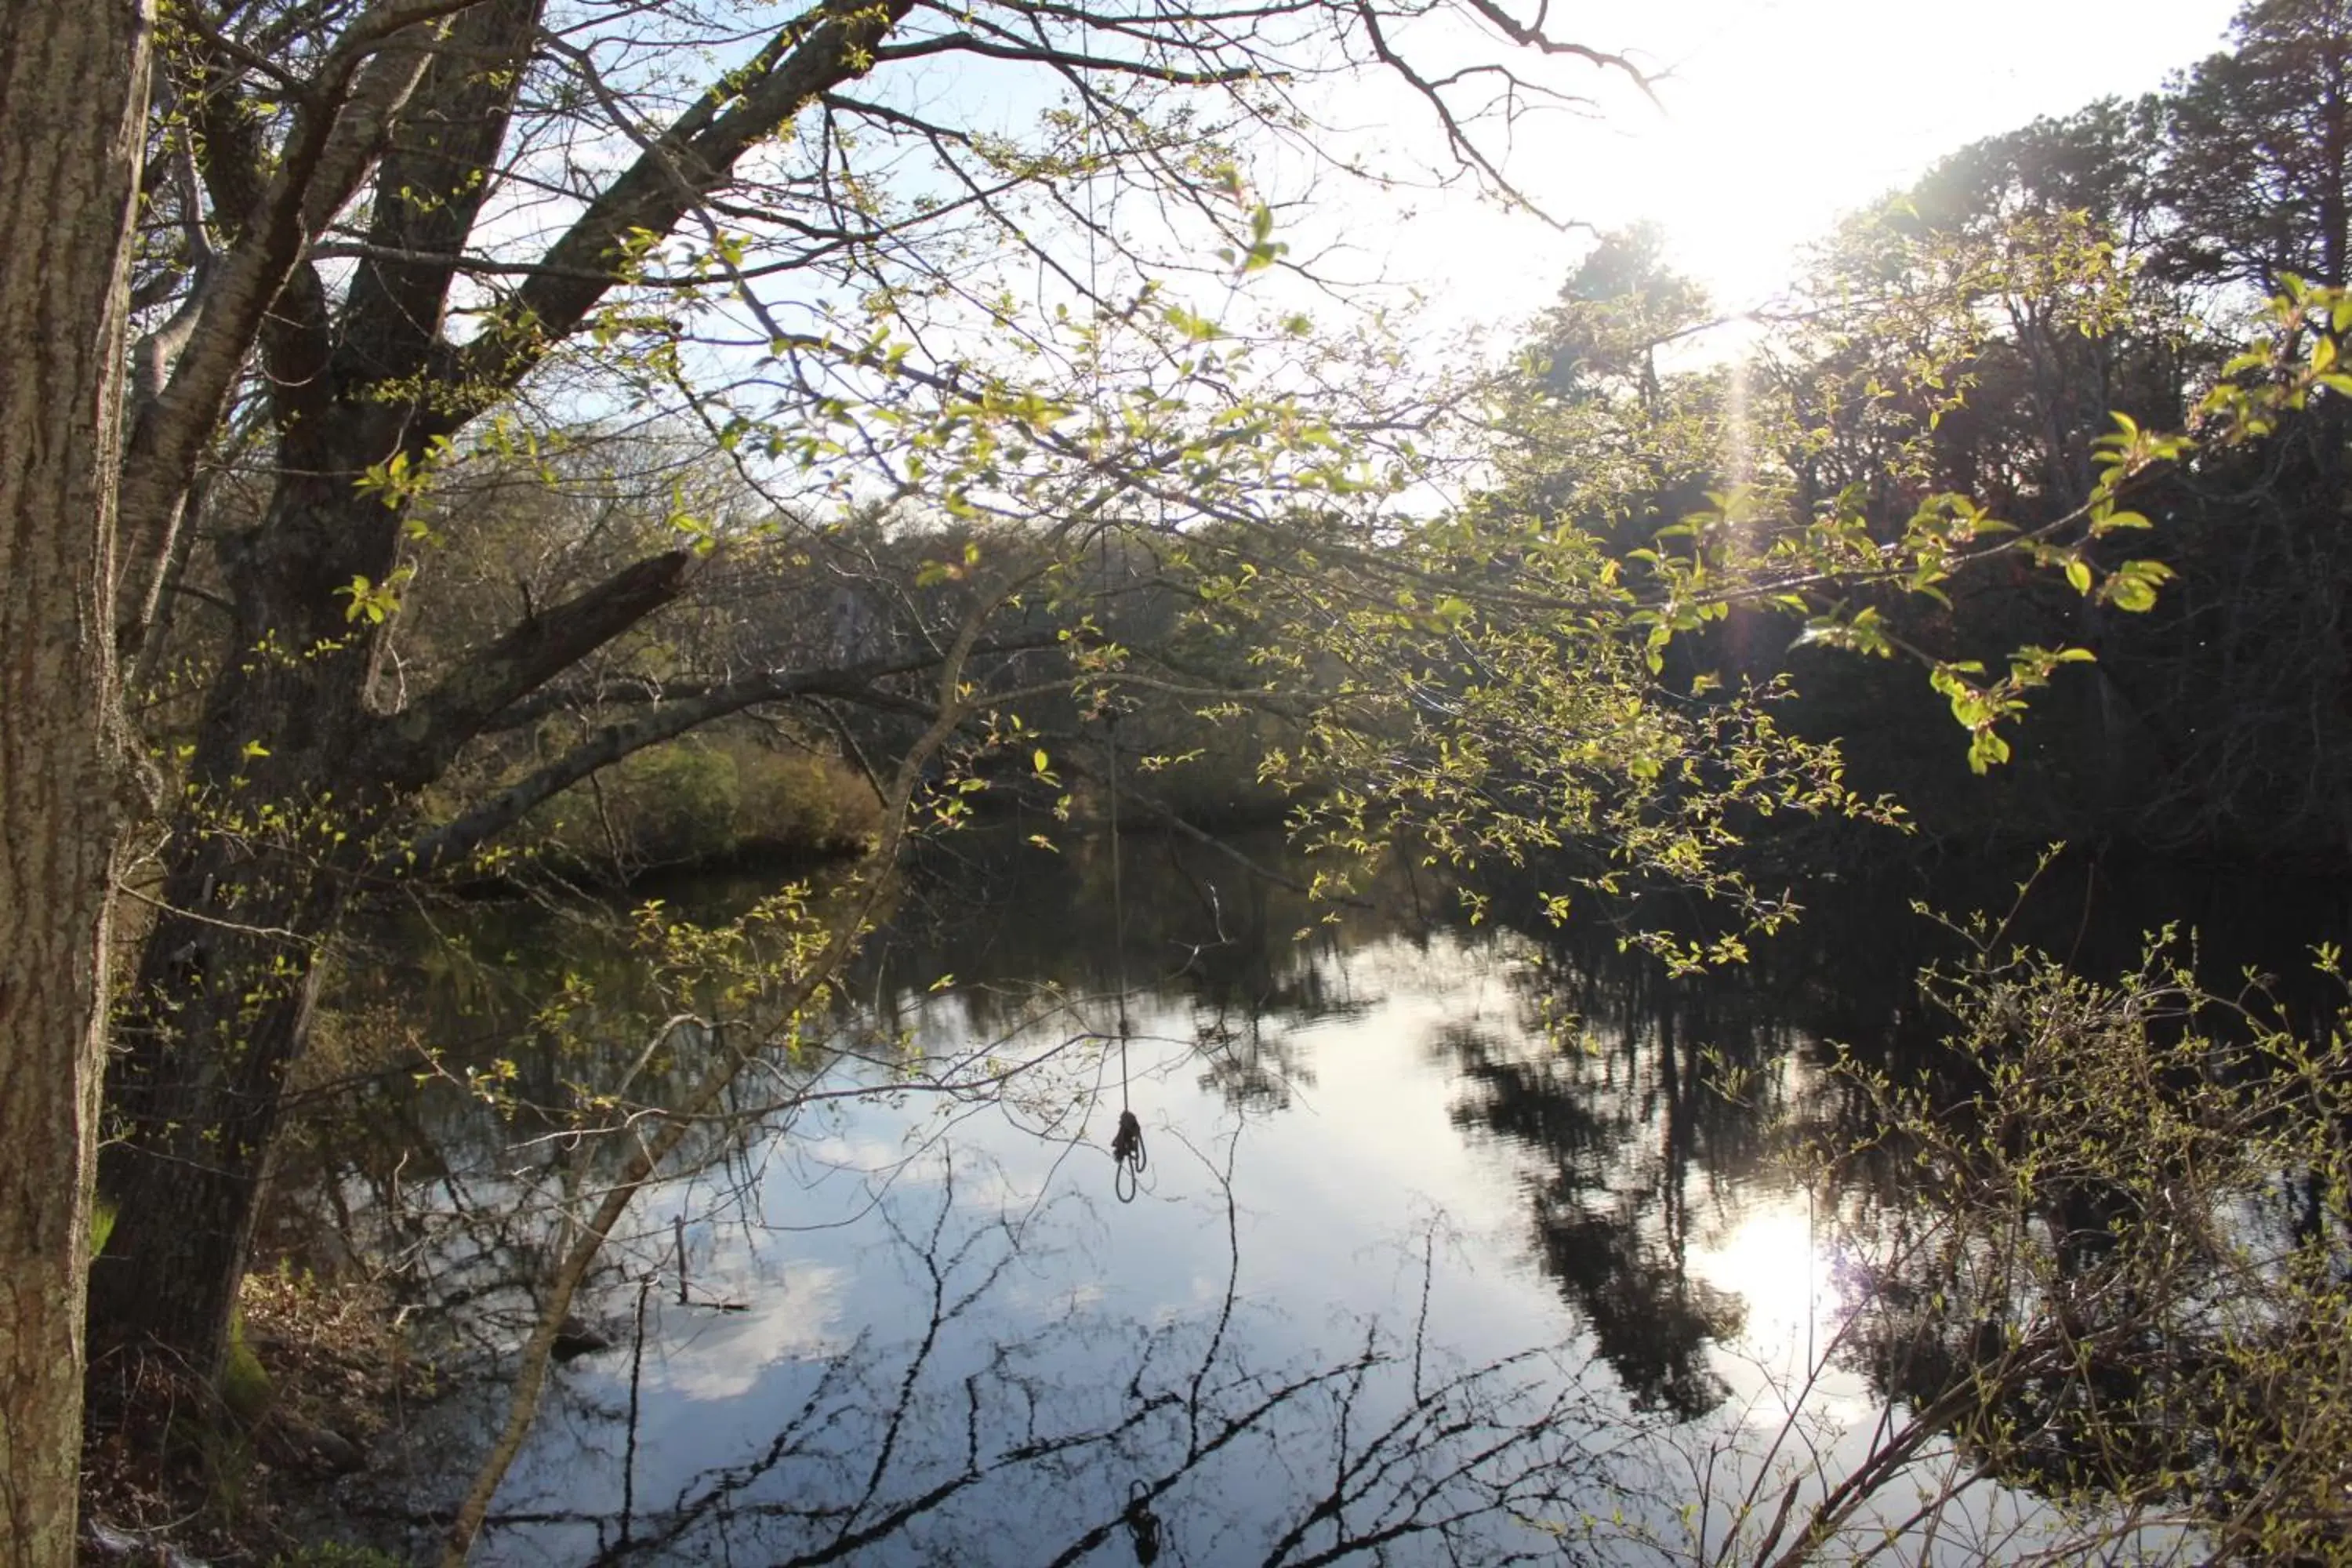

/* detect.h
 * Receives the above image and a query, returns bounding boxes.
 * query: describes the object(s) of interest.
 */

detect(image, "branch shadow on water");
[348,1130,1675,1566]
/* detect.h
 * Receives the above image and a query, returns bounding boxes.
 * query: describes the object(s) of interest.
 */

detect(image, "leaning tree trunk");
[0,2,151,1563]
[87,0,908,1385]
[89,464,397,1376]
[90,451,688,1377]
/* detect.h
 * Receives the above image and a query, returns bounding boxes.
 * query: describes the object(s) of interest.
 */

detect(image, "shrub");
[1791,922,2352,1559]
[524,731,881,875]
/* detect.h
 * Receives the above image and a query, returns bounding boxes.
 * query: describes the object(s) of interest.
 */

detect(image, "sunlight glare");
[1339,1,2241,337]
[1692,1196,1841,1381]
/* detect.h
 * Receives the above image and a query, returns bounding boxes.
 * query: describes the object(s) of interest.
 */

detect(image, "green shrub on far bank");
[270,1544,404,1568]
[525,733,881,879]
[729,739,883,853]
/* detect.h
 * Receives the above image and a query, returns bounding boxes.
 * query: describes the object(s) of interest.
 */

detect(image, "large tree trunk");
[91,456,689,1374]
[0,3,151,1563]
[90,455,470,1368]
[88,0,907,1384]
[90,0,547,1376]
[89,470,391,1373]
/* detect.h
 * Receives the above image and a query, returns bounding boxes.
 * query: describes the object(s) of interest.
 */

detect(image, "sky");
[1315,0,2248,334]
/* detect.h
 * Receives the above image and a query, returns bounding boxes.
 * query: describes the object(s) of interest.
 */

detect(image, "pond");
[309,837,2348,1565]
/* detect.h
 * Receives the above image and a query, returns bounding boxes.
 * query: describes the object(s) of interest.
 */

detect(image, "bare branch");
[383,633,1058,880]
[369,546,696,788]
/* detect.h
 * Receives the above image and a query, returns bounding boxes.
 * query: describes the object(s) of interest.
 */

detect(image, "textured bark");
[91,522,691,1371]
[0,3,151,1564]
[94,0,919,1382]
[92,485,496,1370]
[93,0,547,1375]
[112,0,449,631]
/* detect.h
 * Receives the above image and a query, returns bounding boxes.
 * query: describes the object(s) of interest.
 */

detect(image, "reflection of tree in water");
[1180,877,1370,1112]
[1190,1005,1313,1114]
[1436,926,1817,1420]
[348,1152,1667,1566]
[869,837,1388,1113]
[300,837,2352,1561]
[1431,852,2194,1425]
[1442,1017,1733,1420]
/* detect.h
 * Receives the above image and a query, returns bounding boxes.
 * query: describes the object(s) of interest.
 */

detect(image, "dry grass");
[82,1270,433,1566]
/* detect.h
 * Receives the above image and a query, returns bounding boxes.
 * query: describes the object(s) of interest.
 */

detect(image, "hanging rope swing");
[1103,697,1147,1202]
[1077,151,1146,1206]
[1112,1098,1147,1203]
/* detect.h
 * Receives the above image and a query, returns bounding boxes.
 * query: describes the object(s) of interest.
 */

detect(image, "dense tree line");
[1493,0,2352,862]
[1,0,2347,1562]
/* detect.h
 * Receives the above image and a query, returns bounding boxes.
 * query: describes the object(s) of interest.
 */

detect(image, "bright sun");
[1343,0,2241,332]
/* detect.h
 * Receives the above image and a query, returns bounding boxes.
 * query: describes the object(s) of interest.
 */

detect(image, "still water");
[317,839,2343,1565]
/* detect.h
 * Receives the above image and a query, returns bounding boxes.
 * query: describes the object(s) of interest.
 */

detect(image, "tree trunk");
[0,3,151,1563]
[93,442,441,1374]
[92,456,689,1376]
[99,16,551,1368]
[87,0,904,1383]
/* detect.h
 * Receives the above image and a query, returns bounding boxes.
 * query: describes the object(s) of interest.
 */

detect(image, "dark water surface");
[315,839,2350,1565]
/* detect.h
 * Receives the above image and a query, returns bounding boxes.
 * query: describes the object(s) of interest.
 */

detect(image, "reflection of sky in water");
[352,906,2135,1565]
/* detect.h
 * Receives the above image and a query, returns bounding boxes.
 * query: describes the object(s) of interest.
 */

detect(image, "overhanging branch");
[382,634,1058,878]
[445,0,918,428]
[368,548,695,788]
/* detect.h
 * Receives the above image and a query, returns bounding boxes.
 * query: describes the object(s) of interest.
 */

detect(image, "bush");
[269,1544,404,1568]
[1796,919,2352,1559]
[527,732,880,875]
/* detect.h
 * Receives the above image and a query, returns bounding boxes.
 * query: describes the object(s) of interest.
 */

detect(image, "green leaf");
[2105,559,2174,613]
[1967,729,2012,773]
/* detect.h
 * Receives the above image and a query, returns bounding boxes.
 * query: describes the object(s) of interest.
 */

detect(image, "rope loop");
[1112,1106,1147,1203]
